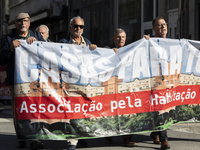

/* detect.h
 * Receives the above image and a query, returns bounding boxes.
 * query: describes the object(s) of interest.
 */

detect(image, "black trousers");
[153,130,168,141]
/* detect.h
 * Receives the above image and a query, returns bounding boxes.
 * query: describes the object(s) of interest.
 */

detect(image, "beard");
[20,25,27,32]
[70,29,83,38]
[74,31,83,37]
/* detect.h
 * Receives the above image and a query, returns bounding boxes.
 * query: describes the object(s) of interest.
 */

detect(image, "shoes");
[161,140,170,150]
[122,138,137,147]
[29,140,44,150]
[150,132,161,144]
[67,145,76,150]
[17,141,26,148]
[105,137,114,144]
[78,139,88,147]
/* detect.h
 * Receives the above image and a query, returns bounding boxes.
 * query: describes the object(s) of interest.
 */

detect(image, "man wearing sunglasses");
[59,16,97,150]
[0,12,45,150]
[59,16,97,50]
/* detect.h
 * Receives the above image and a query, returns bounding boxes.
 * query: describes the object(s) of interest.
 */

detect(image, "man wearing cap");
[0,12,45,149]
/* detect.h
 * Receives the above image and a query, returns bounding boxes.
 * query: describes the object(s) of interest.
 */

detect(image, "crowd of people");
[0,12,171,150]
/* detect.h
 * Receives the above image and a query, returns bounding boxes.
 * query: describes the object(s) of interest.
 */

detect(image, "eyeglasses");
[71,24,84,29]
[16,19,30,24]
[154,23,167,28]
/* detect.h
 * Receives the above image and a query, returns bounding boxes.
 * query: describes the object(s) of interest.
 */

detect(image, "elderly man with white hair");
[59,16,97,150]
[59,16,97,50]
[36,24,51,42]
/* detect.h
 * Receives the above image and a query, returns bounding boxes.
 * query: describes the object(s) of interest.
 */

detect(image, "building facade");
[1,0,200,47]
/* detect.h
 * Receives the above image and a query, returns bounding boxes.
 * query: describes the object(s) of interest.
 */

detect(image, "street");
[0,105,200,150]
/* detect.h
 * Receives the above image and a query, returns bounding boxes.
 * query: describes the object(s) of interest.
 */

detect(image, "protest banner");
[14,38,200,140]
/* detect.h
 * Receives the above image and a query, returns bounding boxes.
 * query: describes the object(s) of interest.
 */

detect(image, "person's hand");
[89,44,97,50]
[10,40,21,51]
[112,48,118,53]
[143,34,150,40]
[27,37,37,44]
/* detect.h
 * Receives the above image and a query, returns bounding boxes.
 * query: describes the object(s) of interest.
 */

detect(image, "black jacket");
[59,34,92,45]
[0,30,45,85]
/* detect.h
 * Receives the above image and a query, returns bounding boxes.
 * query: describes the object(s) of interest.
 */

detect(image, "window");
[158,82,162,86]
[143,0,153,22]
[33,89,37,93]
[119,0,141,43]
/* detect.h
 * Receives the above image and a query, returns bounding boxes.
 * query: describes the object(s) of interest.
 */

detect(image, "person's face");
[153,19,167,38]
[38,26,48,40]
[69,18,84,38]
[15,17,30,33]
[113,32,126,48]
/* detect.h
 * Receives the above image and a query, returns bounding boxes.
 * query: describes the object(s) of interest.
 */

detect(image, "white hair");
[69,16,84,31]
[35,24,49,38]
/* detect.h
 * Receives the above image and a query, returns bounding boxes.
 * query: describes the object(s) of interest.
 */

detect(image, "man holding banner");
[59,16,97,150]
[59,16,97,50]
[105,28,138,147]
[143,16,170,150]
[0,12,45,149]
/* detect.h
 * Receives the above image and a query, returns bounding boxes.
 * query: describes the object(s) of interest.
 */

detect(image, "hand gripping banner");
[14,38,200,140]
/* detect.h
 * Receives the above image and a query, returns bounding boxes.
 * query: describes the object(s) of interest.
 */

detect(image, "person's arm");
[26,31,45,44]
[112,48,118,53]
[89,44,97,50]
[26,37,37,44]
[84,37,97,50]
[143,34,150,40]
[0,37,18,66]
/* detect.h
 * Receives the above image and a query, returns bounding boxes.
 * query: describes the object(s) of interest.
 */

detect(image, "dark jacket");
[59,34,92,45]
[0,30,45,85]
[152,35,171,39]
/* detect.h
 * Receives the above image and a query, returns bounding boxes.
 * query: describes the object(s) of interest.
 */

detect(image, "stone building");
[1,0,200,46]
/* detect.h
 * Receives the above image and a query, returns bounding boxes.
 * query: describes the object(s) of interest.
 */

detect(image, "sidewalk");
[1,104,200,150]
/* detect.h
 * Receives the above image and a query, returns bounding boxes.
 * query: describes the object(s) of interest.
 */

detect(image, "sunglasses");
[71,24,84,29]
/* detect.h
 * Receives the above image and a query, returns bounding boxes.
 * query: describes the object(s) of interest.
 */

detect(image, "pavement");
[1,104,200,150]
